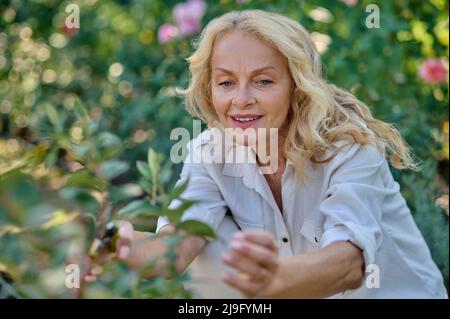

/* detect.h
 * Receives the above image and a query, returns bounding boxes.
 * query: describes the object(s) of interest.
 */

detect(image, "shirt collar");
[197,126,292,182]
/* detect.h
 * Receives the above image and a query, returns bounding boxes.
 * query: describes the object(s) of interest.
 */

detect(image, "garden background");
[0,0,448,298]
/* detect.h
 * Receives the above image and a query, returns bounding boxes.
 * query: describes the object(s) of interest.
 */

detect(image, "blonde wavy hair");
[179,9,420,180]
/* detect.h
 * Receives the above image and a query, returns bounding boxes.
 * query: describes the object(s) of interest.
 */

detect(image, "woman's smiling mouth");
[230,114,263,129]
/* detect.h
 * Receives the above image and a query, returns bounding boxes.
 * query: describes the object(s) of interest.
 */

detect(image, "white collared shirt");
[157,128,447,298]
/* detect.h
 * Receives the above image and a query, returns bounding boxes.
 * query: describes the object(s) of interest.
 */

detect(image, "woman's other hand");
[221,230,279,298]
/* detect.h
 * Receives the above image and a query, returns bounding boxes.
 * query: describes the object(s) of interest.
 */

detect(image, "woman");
[114,10,447,298]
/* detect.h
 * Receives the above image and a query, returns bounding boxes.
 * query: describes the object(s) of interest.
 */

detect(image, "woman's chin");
[220,120,273,147]
[226,127,259,147]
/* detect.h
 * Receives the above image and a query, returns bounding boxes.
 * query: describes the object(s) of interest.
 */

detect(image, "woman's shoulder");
[320,139,387,175]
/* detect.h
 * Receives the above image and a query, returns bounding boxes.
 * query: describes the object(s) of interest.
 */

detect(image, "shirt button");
[282,237,289,243]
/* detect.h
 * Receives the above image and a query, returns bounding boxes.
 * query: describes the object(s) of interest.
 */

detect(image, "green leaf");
[59,187,101,213]
[80,212,97,242]
[116,199,161,218]
[45,104,61,132]
[74,98,90,122]
[100,160,129,180]
[96,132,123,161]
[162,178,189,209]
[40,210,79,230]
[160,160,173,184]
[147,148,160,178]
[138,179,153,194]
[136,161,151,180]
[177,220,216,240]
[108,183,143,204]
[65,169,107,192]
[97,132,122,147]
[164,199,197,223]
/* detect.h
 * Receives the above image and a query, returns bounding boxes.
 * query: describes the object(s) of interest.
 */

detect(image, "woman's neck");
[255,133,287,177]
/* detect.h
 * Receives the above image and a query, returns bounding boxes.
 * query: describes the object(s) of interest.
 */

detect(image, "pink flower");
[173,0,207,36]
[63,24,79,37]
[418,59,448,84]
[158,24,179,43]
[339,0,358,7]
[176,18,201,37]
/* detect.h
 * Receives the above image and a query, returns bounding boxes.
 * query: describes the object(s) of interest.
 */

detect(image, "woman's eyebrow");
[213,66,276,75]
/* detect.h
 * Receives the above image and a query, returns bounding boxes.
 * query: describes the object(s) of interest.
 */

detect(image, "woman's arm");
[263,241,364,298]
[116,222,207,279]
[222,230,364,298]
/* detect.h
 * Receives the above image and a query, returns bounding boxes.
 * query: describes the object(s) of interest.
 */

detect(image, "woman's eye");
[218,80,272,87]
[219,81,233,87]
[258,79,273,86]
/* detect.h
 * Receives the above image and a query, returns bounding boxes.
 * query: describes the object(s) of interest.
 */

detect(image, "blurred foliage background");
[0,0,448,298]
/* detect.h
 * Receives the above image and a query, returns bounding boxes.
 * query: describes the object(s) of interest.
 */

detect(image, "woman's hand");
[221,230,279,298]
[114,220,135,261]
[84,222,205,281]
[84,220,134,282]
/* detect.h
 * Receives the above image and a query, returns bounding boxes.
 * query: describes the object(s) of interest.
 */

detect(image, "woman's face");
[210,31,293,145]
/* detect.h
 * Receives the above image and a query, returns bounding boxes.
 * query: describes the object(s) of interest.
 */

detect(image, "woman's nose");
[232,85,256,108]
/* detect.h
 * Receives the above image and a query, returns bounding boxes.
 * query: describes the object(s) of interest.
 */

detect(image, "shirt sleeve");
[319,143,386,269]
[156,141,228,235]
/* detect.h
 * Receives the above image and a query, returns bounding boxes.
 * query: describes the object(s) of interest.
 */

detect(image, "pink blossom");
[158,24,179,44]
[177,18,201,37]
[339,0,358,7]
[173,0,207,36]
[63,24,79,37]
[418,59,448,84]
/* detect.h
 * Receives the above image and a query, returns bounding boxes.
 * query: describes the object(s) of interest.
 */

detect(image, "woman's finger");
[116,220,134,260]
[118,220,134,242]
[229,238,278,271]
[233,230,278,252]
[221,252,269,282]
